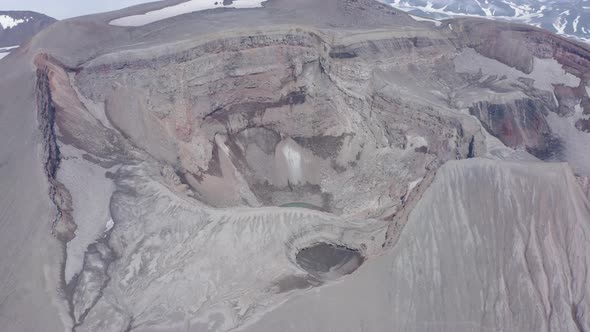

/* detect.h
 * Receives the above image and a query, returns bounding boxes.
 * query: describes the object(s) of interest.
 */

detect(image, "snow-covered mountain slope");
[387,0,590,42]
[0,11,56,48]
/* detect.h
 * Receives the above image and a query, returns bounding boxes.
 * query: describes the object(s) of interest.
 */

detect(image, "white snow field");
[110,0,265,26]
[0,45,18,60]
[409,14,442,26]
[547,106,590,175]
[0,15,31,29]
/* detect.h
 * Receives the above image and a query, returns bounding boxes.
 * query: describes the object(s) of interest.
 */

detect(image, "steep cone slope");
[0,0,589,331]
[243,159,590,332]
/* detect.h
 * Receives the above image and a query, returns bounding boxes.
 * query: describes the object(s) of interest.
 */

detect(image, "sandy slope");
[242,159,590,332]
[0,52,66,331]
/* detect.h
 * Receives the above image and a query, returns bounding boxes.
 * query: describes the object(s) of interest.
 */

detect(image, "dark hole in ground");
[296,243,364,280]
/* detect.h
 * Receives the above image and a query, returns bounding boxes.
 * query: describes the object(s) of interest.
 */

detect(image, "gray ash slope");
[0,10,57,47]
[0,0,589,331]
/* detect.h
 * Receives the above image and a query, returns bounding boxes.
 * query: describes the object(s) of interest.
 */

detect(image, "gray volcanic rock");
[0,0,589,331]
[0,11,56,47]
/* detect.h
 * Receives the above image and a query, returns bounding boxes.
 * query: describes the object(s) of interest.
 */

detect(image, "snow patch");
[105,219,114,232]
[406,135,428,150]
[454,48,580,92]
[282,143,303,183]
[0,45,19,60]
[475,0,493,17]
[407,178,423,194]
[553,15,567,35]
[0,15,31,29]
[110,0,264,26]
[409,14,441,26]
[546,104,590,175]
[0,45,19,52]
[58,144,116,283]
[573,15,580,33]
